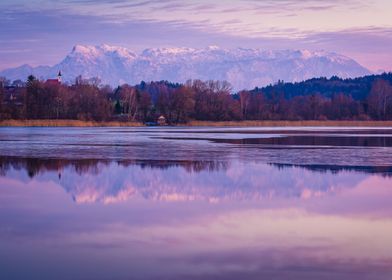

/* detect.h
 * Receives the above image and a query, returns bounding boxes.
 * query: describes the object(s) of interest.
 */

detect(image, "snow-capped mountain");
[0,44,371,90]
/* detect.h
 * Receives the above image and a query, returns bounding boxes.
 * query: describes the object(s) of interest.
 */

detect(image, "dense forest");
[0,73,392,123]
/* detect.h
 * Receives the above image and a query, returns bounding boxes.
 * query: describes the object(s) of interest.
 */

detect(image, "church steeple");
[57,71,62,83]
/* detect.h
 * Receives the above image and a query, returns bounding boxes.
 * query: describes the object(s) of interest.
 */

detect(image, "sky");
[0,0,392,72]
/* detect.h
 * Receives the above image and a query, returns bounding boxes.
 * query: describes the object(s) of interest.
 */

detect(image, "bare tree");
[368,79,392,120]
[119,85,138,120]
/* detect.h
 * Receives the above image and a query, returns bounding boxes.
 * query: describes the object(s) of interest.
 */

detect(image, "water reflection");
[1,127,392,280]
[273,163,392,176]
[1,156,390,204]
[1,163,392,280]
[1,156,392,179]
[0,157,229,178]
[213,135,392,147]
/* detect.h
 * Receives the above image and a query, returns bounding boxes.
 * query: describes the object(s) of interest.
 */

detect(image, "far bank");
[1,119,392,127]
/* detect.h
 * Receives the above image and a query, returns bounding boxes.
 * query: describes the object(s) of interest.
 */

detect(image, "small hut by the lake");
[157,115,167,126]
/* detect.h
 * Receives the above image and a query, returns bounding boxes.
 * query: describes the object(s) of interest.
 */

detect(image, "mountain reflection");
[2,156,391,204]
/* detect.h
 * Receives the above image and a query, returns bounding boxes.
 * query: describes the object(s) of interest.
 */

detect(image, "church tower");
[57,71,62,83]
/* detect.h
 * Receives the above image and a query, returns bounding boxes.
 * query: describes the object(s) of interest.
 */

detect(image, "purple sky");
[1,0,392,72]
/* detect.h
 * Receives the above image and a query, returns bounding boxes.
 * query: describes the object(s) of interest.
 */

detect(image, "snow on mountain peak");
[72,44,96,55]
[142,47,196,57]
[70,44,129,57]
[0,45,371,91]
[98,44,136,57]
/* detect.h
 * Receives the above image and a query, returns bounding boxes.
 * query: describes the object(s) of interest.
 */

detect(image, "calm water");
[1,127,392,280]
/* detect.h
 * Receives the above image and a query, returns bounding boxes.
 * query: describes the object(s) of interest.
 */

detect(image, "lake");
[1,126,392,280]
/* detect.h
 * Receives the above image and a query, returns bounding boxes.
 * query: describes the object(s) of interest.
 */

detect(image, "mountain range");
[0,44,371,90]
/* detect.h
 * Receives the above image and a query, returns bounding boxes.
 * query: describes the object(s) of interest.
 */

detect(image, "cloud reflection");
[57,208,392,279]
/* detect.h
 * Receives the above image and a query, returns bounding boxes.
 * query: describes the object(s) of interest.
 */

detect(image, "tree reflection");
[0,157,229,178]
[2,156,391,204]
[212,135,392,147]
[1,156,392,179]
[272,163,392,177]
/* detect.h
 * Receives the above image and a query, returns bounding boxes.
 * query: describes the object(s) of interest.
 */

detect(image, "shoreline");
[0,120,144,127]
[0,119,392,127]
[187,120,392,127]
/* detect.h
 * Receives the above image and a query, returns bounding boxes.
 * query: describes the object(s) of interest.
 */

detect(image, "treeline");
[1,73,392,122]
[0,157,229,178]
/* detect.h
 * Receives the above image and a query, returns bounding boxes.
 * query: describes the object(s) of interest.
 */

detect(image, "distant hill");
[250,72,392,100]
[0,44,371,91]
